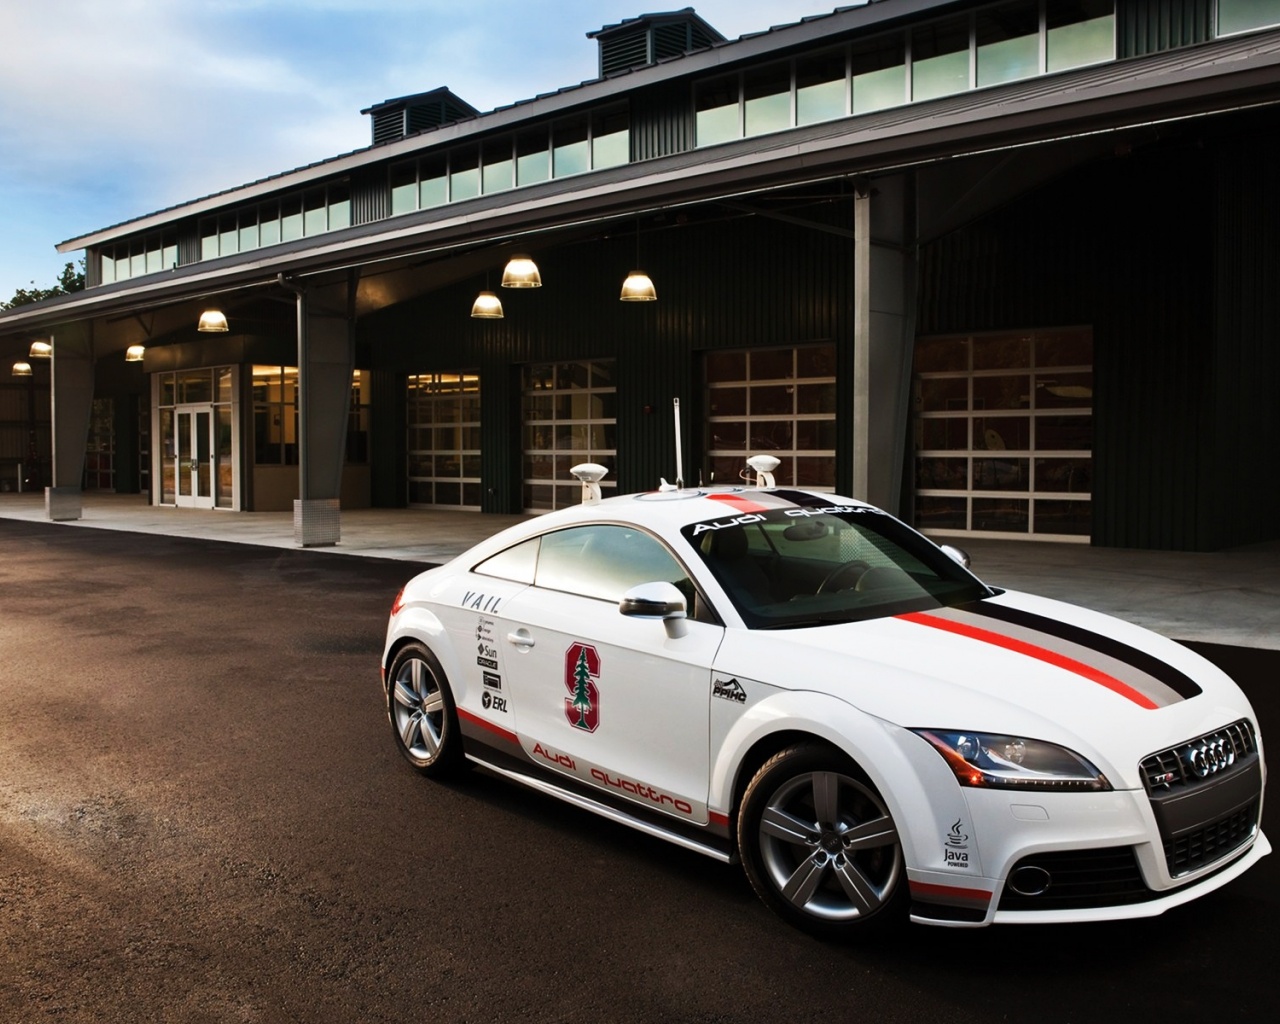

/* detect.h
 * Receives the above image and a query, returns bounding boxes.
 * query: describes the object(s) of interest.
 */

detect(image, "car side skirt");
[466,750,735,863]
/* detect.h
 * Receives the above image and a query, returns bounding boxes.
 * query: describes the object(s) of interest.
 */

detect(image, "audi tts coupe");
[381,483,1268,936]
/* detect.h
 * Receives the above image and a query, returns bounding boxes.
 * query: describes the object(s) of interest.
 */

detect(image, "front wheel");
[386,642,466,777]
[738,742,905,937]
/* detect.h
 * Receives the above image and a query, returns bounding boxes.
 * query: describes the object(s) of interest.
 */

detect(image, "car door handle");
[507,629,535,648]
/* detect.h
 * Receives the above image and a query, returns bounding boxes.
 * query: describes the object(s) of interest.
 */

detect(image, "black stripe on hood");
[961,600,1203,700]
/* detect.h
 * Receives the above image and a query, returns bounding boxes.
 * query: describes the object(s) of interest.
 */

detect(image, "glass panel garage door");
[913,328,1092,541]
[705,345,837,489]
[522,360,617,511]
[407,372,481,509]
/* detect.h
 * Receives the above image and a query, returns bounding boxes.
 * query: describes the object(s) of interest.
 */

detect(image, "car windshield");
[679,500,993,628]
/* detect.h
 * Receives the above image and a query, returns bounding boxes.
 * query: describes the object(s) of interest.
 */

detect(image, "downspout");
[277,273,308,502]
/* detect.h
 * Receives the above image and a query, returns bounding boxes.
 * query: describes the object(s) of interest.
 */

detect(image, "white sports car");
[380,479,1268,936]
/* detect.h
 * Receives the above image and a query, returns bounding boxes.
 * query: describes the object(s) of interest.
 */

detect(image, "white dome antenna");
[746,455,780,488]
[570,463,609,504]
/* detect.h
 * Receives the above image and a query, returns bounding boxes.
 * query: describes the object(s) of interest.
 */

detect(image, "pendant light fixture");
[501,254,541,288]
[125,344,146,362]
[471,269,505,318]
[29,339,52,358]
[620,218,656,302]
[197,309,229,332]
[470,290,504,319]
[11,361,32,377]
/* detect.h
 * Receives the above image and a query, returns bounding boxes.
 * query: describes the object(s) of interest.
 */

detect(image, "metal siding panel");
[351,169,389,226]
[1210,132,1280,547]
[918,143,1216,550]
[630,82,694,161]
[1119,0,1213,57]
[361,212,854,508]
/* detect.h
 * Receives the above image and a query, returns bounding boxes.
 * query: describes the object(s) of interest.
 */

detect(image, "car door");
[497,524,724,825]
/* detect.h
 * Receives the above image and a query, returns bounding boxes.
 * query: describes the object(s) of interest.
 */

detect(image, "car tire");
[738,742,905,937]
[387,642,466,777]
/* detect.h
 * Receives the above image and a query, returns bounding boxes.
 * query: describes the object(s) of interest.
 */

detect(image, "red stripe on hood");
[899,610,1159,710]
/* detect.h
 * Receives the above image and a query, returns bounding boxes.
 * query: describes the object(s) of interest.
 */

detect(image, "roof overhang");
[8,27,1279,338]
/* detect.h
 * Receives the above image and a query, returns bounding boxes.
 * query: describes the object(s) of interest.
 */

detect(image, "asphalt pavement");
[1,518,1277,1023]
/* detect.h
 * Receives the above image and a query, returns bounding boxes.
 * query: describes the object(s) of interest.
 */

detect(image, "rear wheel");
[738,742,904,937]
[387,642,465,777]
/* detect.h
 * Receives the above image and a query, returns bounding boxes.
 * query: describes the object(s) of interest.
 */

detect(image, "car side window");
[534,525,693,604]
[473,537,539,584]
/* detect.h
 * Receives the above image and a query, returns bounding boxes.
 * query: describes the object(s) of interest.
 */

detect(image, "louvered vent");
[362,88,480,145]
[371,110,406,146]
[601,31,652,75]
[591,10,725,77]
[653,22,693,61]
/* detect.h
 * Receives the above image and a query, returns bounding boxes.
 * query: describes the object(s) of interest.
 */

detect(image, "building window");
[84,398,115,491]
[913,328,1093,541]
[852,35,907,113]
[389,105,630,215]
[705,345,837,490]
[1047,0,1116,72]
[797,49,849,124]
[100,233,178,285]
[199,183,351,262]
[251,365,298,466]
[407,372,481,509]
[693,2,1117,147]
[1219,0,1280,35]
[348,371,370,464]
[911,15,972,101]
[976,2,1041,88]
[695,75,741,146]
[744,62,793,138]
[522,361,617,512]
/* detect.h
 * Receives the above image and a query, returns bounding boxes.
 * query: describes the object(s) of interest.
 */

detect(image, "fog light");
[1009,865,1052,897]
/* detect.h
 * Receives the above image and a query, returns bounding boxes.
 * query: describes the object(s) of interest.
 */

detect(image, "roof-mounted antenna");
[746,454,780,488]
[673,397,684,490]
[659,397,684,492]
[570,463,609,504]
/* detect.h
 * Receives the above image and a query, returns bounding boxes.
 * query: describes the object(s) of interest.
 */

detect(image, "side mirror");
[939,544,971,569]
[619,581,689,639]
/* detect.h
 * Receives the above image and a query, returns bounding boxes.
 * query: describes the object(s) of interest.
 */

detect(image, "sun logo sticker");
[564,642,601,732]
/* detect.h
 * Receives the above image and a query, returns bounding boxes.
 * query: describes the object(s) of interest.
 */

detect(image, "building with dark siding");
[2,0,1278,550]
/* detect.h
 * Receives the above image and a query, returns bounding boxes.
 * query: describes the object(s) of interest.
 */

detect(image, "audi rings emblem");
[1184,738,1234,778]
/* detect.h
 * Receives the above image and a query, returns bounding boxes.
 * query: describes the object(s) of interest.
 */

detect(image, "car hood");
[717,589,1259,789]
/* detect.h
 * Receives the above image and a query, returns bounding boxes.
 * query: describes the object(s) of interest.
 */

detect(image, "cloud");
[0,0,842,294]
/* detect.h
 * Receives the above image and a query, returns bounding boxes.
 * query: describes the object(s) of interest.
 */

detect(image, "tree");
[1,259,86,310]
[570,647,594,729]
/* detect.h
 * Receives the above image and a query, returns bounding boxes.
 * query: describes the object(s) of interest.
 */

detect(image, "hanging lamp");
[501,254,541,288]
[197,309,229,332]
[620,219,656,301]
[470,290,504,319]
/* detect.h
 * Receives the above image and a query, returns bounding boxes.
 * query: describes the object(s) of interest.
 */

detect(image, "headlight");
[912,730,1111,791]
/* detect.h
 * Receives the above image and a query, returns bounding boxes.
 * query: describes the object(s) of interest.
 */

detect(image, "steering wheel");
[816,560,869,594]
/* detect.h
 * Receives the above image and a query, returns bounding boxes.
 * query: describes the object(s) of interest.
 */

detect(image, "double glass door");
[175,406,215,508]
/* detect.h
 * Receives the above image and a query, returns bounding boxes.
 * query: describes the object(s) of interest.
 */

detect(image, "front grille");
[1165,800,1259,876]
[1140,719,1263,877]
[998,847,1150,911]
[1140,720,1257,793]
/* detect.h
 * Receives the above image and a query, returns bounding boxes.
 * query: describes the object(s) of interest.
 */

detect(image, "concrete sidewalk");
[2,491,1278,650]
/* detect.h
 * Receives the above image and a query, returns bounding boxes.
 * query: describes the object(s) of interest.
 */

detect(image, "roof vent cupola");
[361,87,480,146]
[588,8,725,77]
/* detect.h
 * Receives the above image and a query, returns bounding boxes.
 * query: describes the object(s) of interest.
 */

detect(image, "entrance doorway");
[174,406,215,509]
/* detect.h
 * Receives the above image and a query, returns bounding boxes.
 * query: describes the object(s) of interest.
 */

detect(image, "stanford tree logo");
[564,642,600,732]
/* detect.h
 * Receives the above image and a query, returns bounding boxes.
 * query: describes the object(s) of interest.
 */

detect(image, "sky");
[0,0,850,301]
